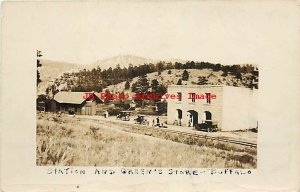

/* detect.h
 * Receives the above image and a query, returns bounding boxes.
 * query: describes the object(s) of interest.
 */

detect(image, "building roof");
[167,84,257,91]
[54,91,102,104]
[54,92,86,104]
[168,85,224,88]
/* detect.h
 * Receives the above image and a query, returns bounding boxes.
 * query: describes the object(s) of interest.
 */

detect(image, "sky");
[7,1,299,65]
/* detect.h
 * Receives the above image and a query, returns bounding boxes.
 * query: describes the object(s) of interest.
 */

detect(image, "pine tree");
[182,69,189,81]
[177,79,182,85]
[151,79,159,92]
[125,81,130,90]
[131,75,149,93]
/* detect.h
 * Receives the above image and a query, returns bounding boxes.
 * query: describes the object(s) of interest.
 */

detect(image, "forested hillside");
[44,60,258,98]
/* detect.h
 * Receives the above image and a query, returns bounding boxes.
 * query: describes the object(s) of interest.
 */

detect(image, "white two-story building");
[167,85,258,131]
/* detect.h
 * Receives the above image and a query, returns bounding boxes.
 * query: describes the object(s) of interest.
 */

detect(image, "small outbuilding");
[52,91,103,115]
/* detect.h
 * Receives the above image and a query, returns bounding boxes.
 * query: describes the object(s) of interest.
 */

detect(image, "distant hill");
[85,55,188,70]
[37,59,80,95]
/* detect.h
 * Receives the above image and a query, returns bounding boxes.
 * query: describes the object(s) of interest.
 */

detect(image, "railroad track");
[80,117,257,148]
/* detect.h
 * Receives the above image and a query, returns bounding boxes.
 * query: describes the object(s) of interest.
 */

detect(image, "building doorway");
[203,111,212,124]
[176,109,182,126]
[187,110,198,127]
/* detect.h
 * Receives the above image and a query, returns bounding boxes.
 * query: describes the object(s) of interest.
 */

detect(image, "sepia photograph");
[36,55,258,168]
[33,2,262,169]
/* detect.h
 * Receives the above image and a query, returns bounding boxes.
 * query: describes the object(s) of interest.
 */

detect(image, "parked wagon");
[116,111,132,121]
[195,121,218,132]
[134,115,149,125]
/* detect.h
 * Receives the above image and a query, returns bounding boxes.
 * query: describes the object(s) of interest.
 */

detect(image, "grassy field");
[36,113,257,168]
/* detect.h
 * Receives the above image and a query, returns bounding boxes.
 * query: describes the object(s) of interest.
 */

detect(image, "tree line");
[69,61,257,92]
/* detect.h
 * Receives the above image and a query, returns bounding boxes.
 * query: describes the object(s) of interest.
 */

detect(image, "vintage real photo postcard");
[1,1,300,192]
